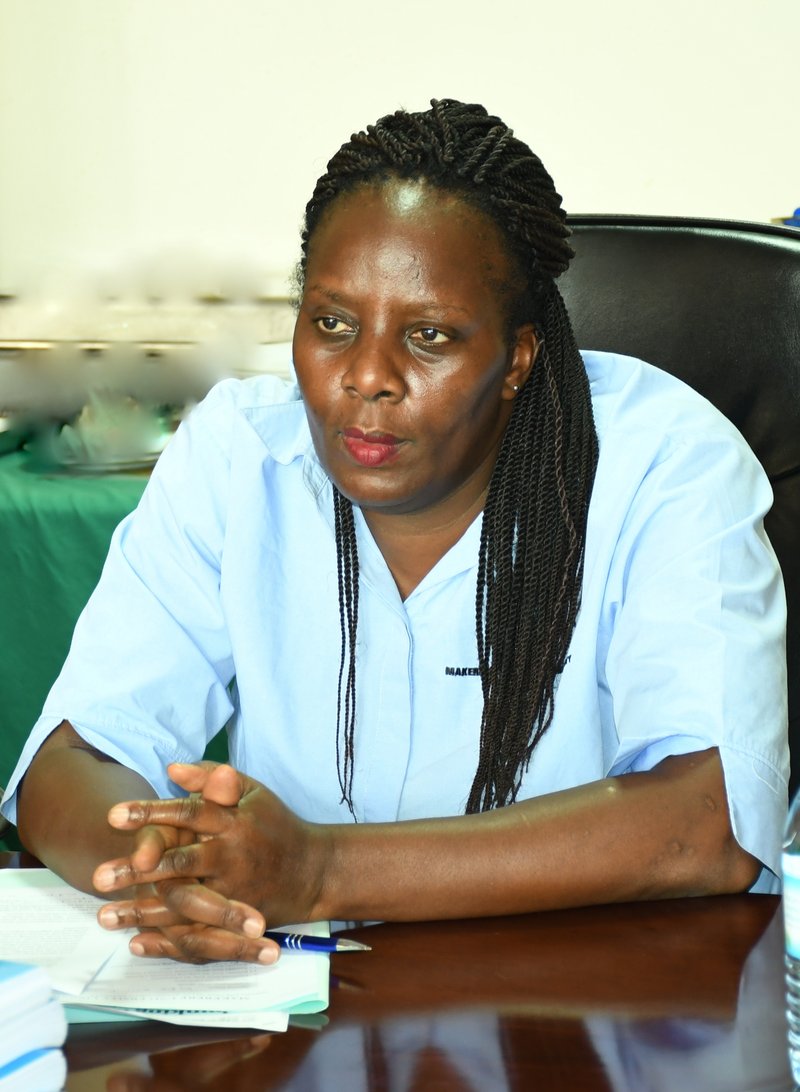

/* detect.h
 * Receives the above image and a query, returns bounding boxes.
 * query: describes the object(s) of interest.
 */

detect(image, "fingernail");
[243,917,263,938]
[108,805,131,825]
[94,867,116,890]
[258,946,278,964]
[130,940,145,956]
[98,907,120,928]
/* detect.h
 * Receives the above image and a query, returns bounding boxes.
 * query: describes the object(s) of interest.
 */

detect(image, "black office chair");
[559,214,800,792]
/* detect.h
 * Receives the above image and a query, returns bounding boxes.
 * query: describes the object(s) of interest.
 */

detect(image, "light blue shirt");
[2,352,789,890]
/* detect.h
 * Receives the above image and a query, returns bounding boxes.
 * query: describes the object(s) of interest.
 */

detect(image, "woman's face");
[292,180,537,523]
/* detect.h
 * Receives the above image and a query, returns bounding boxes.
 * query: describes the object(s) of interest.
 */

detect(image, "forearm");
[16,721,155,895]
[315,749,760,922]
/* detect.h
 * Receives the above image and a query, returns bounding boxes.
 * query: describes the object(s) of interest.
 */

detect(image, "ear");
[501,324,540,401]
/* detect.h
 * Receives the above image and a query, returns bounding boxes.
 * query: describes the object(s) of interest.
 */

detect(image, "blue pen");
[265,931,371,953]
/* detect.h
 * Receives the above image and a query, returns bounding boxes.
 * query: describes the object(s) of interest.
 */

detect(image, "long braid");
[297,100,599,815]
[470,288,594,810]
[332,486,358,814]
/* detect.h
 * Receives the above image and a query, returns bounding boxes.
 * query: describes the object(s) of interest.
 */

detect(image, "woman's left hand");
[94,763,331,959]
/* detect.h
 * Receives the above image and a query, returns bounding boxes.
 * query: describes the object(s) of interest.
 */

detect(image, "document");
[0,870,329,1030]
[0,869,124,993]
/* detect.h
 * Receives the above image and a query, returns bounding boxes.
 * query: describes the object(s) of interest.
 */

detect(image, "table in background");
[0,451,147,790]
[53,889,791,1090]
[0,451,227,831]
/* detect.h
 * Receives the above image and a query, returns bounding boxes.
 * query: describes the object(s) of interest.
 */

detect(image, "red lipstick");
[342,428,402,468]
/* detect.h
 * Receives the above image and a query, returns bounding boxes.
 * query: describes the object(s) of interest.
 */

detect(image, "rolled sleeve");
[602,421,788,884]
[1,383,243,817]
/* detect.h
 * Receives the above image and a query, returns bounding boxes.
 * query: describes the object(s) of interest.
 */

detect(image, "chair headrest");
[559,215,800,482]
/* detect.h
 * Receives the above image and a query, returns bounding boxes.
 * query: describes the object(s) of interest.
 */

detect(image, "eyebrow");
[306,284,470,317]
[308,284,347,304]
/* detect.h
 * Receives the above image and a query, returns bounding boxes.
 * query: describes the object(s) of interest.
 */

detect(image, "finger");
[158,879,265,936]
[99,881,266,937]
[166,760,220,794]
[107,795,229,835]
[128,822,184,874]
[93,823,185,894]
[94,841,210,893]
[169,761,248,807]
[97,892,185,931]
[128,923,280,965]
[201,763,250,807]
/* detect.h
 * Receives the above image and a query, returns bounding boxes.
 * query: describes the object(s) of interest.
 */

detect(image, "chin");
[334,473,427,515]
[334,480,411,512]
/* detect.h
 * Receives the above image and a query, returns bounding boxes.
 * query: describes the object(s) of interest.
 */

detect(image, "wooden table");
[51,890,790,1090]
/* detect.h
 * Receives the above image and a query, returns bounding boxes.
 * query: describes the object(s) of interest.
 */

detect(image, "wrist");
[304,821,338,922]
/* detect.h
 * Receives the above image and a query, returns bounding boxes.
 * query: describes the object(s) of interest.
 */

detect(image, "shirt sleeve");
[602,425,788,889]
[1,382,242,817]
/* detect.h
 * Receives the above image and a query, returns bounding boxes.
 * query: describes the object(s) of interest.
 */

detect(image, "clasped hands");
[93,763,329,965]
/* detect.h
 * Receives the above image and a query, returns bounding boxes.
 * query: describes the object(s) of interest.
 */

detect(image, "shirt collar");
[240,385,312,466]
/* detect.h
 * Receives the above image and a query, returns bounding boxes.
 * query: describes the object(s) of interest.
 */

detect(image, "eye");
[411,327,450,346]
[315,315,354,335]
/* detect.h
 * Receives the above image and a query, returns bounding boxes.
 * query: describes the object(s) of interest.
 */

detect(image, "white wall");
[0,0,797,299]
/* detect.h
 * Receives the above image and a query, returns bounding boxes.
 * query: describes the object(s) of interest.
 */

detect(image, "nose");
[341,336,405,402]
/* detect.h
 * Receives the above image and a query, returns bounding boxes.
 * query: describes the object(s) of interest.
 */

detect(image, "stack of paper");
[0,960,67,1091]
[0,870,330,1032]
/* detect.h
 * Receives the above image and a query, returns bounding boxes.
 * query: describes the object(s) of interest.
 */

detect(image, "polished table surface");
[3,866,785,1091]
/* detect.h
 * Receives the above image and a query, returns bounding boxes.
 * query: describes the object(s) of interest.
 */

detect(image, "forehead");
[306,179,513,291]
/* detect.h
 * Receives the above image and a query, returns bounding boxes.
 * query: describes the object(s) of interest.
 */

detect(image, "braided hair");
[296,99,599,815]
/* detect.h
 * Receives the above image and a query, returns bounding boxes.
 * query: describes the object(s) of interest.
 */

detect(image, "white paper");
[0,870,329,1023]
[58,927,328,1012]
[71,1005,291,1031]
[0,870,125,992]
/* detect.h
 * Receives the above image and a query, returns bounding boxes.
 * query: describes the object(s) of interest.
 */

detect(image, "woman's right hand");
[96,875,279,965]
[94,776,281,965]
[16,723,280,963]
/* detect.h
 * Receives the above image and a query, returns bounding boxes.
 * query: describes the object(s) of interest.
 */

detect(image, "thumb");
[201,763,248,806]
[167,760,219,794]
[168,761,247,807]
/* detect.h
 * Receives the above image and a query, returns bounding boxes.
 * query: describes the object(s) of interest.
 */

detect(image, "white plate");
[56,451,162,474]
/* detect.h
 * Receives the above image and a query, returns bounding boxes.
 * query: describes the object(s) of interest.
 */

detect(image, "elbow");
[715,837,762,894]
[647,749,762,897]
[652,828,762,898]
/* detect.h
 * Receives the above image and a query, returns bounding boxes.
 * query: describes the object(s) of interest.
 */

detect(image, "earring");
[511,384,520,392]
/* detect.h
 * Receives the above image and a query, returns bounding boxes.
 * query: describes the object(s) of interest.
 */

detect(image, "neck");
[362,485,488,600]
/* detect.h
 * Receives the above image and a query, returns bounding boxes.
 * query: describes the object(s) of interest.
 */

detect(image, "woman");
[3,100,787,964]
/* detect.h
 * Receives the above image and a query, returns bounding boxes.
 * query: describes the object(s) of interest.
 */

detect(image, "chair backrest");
[559,214,800,791]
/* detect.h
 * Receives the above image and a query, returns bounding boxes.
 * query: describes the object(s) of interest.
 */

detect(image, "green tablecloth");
[0,452,147,791]
[0,450,225,844]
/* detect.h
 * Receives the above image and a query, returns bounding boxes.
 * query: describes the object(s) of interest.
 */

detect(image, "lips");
[342,427,402,468]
